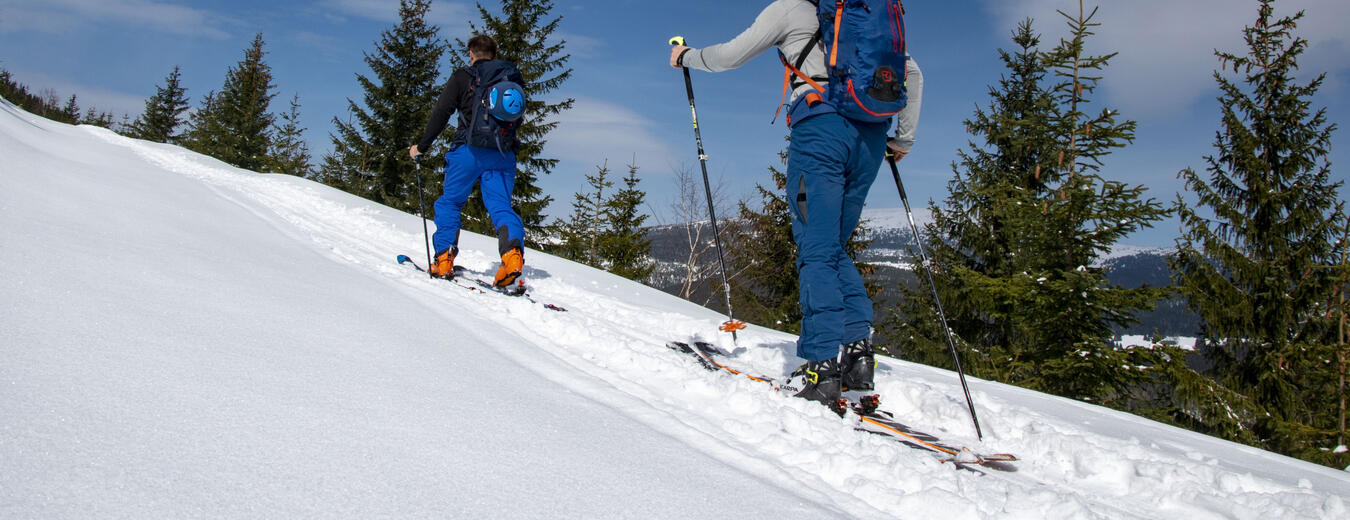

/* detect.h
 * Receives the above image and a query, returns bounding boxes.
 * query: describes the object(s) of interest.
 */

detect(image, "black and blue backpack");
[778,0,908,125]
[462,59,527,153]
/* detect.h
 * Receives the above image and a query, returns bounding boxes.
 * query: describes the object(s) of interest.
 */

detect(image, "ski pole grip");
[669,36,686,46]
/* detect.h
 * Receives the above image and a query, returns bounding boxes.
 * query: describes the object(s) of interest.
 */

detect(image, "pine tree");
[60,94,80,124]
[886,20,1059,368]
[1171,0,1349,467]
[184,89,222,153]
[81,107,116,129]
[129,66,190,144]
[886,7,1170,406]
[555,160,613,267]
[452,0,573,245]
[319,0,447,213]
[183,33,277,171]
[599,160,654,282]
[266,94,312,177]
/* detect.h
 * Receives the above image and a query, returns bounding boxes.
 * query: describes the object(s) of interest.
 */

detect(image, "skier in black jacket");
[410,34,527,288]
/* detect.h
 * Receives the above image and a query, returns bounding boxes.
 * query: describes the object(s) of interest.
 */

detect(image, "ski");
[665,340,1016,470]
[397,254,566,312]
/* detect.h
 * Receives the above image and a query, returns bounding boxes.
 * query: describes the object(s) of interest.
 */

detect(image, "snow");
[1117,335,1199,351]
[3,98,1348,518]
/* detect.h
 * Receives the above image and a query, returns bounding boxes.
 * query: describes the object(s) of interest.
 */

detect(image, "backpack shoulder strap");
[773,30,826,124]
[793,30,822,73]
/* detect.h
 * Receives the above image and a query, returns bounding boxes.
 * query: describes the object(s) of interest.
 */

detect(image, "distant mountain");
[642,208,1199,336]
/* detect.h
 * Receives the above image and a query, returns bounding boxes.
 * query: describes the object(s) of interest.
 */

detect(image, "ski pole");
[887,153,984,441]
[414,156,434,279]
[670,35,745,341]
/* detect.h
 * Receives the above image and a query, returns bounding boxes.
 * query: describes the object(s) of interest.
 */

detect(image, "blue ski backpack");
[779,0,908,124]
[462,59,527,152]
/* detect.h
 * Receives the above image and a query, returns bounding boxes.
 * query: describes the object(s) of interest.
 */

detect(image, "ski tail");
[397,254,423,271]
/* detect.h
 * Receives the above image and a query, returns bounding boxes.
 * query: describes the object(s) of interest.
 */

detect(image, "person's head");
[467,34,497,62]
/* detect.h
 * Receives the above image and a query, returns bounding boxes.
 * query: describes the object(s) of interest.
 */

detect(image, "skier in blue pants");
[670,0,923,406]
[787,114,890,377]
[431,145,523,279]
[411,34,526,288]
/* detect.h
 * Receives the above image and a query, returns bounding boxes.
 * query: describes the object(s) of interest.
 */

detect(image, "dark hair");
[467,34,497,60]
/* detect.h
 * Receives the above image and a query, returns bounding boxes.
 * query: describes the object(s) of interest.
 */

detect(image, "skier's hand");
[670,45,691,68]
[887,139,910,162]
[409,144,421,159]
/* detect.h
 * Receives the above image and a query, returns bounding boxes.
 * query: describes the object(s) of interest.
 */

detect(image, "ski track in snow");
[70,123,1350,519]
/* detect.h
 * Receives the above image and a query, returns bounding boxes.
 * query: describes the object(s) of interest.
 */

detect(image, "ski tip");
[397,254,411,263]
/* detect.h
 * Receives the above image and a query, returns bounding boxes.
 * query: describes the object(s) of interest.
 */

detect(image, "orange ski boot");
[493,247,524,288]
[428,247,457,279]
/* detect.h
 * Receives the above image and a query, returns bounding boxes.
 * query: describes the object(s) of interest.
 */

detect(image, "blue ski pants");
[431,145,525,256]
[787,113,889,362]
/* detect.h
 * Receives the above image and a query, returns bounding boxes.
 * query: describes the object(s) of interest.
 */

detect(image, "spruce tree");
[267,94,313,177]
[599,160,654,282]
[81,107,116,130]
[184,89,222,153]
[1171,0,1349,466]
[183,33,277,171]
[60,94,80,124]
[886,20,1059,368]
[452,0,573,245]
[129,66,190,144]
[1022,2,1171,402]
[885,7,1170,406]
[555,160,613,267]
[319,0,447,211]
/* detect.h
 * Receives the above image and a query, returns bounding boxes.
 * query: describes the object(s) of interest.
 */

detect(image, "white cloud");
[318,0,471,33]
[544,95,678,171]
[0,0,230,38]
[981,0,1350,119]
[555,31,603,59]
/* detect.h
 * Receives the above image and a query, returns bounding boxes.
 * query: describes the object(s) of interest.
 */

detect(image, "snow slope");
[3,99,1347,518]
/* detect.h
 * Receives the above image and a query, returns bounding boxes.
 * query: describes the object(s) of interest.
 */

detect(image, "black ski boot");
[792,358,845,414]
[840,337,876,392]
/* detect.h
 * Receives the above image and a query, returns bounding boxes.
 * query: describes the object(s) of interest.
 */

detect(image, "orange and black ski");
[665,340,1017,471]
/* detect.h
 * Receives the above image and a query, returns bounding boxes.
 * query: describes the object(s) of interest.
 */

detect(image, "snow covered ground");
[3,99,1348,518]
[1117,335,1199,351]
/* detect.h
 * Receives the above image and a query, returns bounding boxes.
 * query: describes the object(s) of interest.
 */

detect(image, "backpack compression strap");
[773,30,824,124]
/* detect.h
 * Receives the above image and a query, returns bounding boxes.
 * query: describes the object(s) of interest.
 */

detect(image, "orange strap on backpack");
[829,1,844,67]
[772,28,826,124]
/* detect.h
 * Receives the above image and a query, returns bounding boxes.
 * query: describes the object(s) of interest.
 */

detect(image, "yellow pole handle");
[669,36,686,46]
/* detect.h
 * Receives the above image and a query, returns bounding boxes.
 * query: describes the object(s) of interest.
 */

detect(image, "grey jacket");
[681,0,923,149]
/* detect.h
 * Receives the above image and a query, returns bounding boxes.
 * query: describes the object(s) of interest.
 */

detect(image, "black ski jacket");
[416,59,488,154]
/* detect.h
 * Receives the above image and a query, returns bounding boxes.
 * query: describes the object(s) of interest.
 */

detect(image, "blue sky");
[3,0,1348,248]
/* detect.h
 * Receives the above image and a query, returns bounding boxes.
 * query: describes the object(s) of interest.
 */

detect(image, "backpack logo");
[463,60,527,152]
